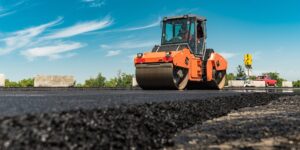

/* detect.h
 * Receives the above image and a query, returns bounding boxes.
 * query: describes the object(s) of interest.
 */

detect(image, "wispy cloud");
[0,18,62,55]
[0,0,28,18]
[121,18,161,31]
[21,42,83,60]
[219,52,238,59]
[47,53,78,60]
[81,0,105,8]
[0,10,16,18]
[45,17,112,39]
[100,40,158,58]
[101,40,158,50]
[106,50,121,57]
[0,15,112,61]
[88,17,161,35]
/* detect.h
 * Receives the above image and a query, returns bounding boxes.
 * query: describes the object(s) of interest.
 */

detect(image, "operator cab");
[160,15,207,56]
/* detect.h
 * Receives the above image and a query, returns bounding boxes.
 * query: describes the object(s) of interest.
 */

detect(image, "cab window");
[196,21,205,55]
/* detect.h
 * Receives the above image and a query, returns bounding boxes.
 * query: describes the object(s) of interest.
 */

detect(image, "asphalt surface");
[0,88,298,150]
[171,95,300,149]
[0,88,243,117]
[0,92,286,149]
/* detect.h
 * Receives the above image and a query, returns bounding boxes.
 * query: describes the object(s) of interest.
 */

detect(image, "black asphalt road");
[0,88,298,149]
[0,88,298,117]
[0,88,242,117]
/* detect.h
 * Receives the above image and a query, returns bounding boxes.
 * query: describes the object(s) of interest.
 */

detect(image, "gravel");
[0,93,287,150]
[170,95,300,150]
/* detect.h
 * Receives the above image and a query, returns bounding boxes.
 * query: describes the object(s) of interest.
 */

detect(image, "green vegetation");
[82,71,133,88]
[236,65,246,78]
[84,73,106,87]
[225,73,235,86]
[19,78,34,87]
[248,76,257,80]
[5,78,34,87]
[113,71,133,88]
[225,65,246,86]
[4,71,133,88]
[293,80,300,87]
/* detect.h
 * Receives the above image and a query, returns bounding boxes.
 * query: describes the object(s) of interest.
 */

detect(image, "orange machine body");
[134,48,228,83]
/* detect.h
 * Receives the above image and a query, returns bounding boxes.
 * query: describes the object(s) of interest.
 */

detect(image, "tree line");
[293,80,300,87]
[3,68,300,88]
[5,78,34,87]
[76,71,133,88]
[4,71,133,88]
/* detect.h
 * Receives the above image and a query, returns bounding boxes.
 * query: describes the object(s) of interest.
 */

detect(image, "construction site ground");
[0,88,298,149]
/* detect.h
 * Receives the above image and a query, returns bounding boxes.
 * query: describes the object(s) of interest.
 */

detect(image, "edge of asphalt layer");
[169,95,300,149]
[0,93,294,149]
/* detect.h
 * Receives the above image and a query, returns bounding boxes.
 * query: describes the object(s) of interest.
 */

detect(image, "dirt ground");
[170,95,300,150]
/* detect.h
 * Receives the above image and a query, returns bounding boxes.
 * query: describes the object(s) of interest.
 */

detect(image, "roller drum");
[135,63,188,90]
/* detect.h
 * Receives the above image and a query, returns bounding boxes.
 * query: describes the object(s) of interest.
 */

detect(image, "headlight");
[166,52,172,57]
[137,53,143,58]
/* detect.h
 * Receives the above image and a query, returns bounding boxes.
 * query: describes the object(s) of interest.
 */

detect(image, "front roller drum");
[187,70,226,90]
[205,70,226,90]
[135,63,188,90]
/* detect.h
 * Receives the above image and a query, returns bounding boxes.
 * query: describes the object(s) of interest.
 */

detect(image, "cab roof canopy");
[163,14,207,22]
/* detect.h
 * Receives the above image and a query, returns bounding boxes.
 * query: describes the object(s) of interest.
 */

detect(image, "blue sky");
[0,0,300,83]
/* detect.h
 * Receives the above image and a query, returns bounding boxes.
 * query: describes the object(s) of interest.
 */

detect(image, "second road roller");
[134,14,228,90]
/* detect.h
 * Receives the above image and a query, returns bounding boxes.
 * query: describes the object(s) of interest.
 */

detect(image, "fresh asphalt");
[0,88,297,117]
[0,89,297,149]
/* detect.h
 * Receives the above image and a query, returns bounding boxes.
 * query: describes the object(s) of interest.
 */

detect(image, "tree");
[75,83,84,87]
[264,72,285,87]
[115,72,133,88]
[225,73,236,86]
[18,78,34,87]
[105,78,118,88]
[105,71,133,88]
[5,78,34,87]
[5,79,20,87]
[83,72,133,88]
[236,65,246,77]
[249,76,257,80]
[84,73,106,87]
[293,80,300,87]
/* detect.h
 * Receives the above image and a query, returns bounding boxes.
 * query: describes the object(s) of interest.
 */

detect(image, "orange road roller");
[134,14,228,90]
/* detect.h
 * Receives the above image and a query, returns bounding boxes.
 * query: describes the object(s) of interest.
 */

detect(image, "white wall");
[228,80,244,87]
[34,75,75,87]
[0,74,5,87]
[282,81,293,88]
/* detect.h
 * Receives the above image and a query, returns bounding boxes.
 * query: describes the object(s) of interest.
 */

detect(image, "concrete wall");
[34,75,75,87]
[250,81,266,87]
[228,80,245,87]
[282,81,293,88]
[228,80,266,88]
[0,74,5,87]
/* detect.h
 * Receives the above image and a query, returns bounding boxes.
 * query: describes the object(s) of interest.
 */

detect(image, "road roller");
[134,14,228,90]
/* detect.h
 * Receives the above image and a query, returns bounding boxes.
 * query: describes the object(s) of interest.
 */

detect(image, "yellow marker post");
[244,54,252,68]
[244,53,253,77]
